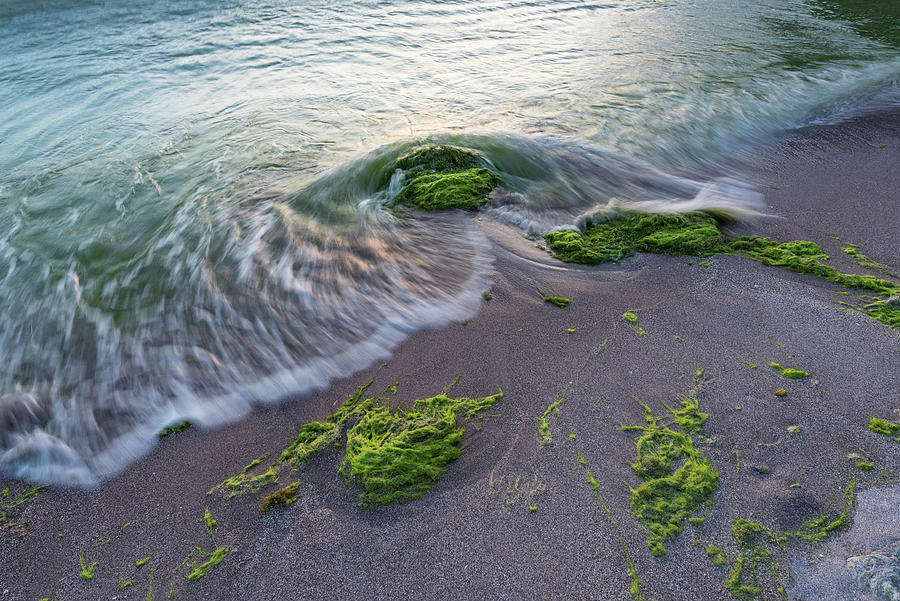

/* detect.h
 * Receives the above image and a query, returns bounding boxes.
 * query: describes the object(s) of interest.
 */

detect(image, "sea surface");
[0,0,897,485]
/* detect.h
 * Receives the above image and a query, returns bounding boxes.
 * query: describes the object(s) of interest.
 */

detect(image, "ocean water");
[0,0,897,485]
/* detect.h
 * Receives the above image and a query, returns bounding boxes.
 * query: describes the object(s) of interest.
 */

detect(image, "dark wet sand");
[2,111,898,601]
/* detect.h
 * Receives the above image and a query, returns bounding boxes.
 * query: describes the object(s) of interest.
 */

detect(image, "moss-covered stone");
[388,145,500,211]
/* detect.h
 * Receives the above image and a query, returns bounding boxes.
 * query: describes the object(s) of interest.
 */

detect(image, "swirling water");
[0,0,897,485]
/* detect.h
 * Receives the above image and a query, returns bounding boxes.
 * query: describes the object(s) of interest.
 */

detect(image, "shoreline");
[2,109,898,601]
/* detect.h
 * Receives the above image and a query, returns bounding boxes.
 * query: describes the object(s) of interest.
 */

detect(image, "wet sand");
[1,110,898,601]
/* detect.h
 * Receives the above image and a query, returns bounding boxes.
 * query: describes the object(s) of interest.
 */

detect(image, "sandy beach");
[1,110,898,601]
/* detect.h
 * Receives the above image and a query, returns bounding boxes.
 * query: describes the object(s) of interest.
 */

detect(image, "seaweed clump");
[209,380,502,509]
[544,211,900,328]
[260,481,301,513]
[158,420,192,438]
[389,146,500,211]
[543,296,570,308]
[546,212,725,265]
[340,390,502,507]
[868,416,900,443]
[622,395,718,557]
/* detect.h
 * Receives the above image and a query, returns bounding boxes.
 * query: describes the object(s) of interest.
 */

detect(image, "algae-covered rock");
[389,145,500,211]
[847,541,900,601]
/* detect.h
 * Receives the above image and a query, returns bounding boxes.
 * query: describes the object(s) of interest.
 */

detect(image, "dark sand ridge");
[1,111,898,601]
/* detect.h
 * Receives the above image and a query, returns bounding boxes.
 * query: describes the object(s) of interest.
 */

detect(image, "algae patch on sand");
[388,145,501,211]
[544,210,900,328]
[868,416,900,443]
[210,380,502,508]
[621,389,718,557]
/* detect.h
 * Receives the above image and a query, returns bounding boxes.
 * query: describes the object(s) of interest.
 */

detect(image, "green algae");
[202,507,216,534]
[0,484,44,529]
[780,368,809,379]
[707,545,730,567]
[544,211,900,328]
[207,455,279,498]
[78,550,97,580]
[393,168,498,211]
[185,546,230,581]
[340,389,502,507]
[721,481,855,600]
[546,212,725,265]
[536,389,565,447]
[211,380,500,510]
[842,245,891,275]
[489,472,545,511]
[387,146,501,211]
[868,416,900,442]
[392,145,488,177]
[574,451,646,601]
[260,481,301,513]
[136,556,150,567]
[622,397,718,557]
[482,291,493,301]
[158,420,191,438]
[622,310,638,323]
[543,296,570,308]
[773,388,787,397]
[662,392,708,435]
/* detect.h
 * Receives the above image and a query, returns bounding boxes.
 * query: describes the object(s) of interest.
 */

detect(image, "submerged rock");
[847,541,900,601]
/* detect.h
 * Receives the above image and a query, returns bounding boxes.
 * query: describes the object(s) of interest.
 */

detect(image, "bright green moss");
[707,545,729,567]
[392,145,487,177]
[393,168,498,211]
[544,296,570,308]
[536,390,565,447]
[340,389,502,507]
[202,507,216,534]
[260,481,301,513]
[622,400,718,556]
[546,212,726,265]
[387,145,500,211]
[544,211,900,328]
[780,368,809,379]
[78,550,97,580]
[868,416,900,442]
[186,546,230,581]
[158,420,191,438]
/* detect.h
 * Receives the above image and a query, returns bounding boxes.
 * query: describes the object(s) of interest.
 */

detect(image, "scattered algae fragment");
[544,296,570,308]
[707,545,730,567]
[340,389,503,507]
[842,245,891,275]
[868,416,900,443]
[482,291,492,301]
[722,481,855,600]
[186,546,230,581]
[260,481,301,513]
[622,397,718,556]
[207,455,279,498]
[622,310,638,323]
[389,146,500,211]
[202,507,216,534]
[536,389,566,447]
[773,388,787,397]
[158,420,191,438]
[78,550,97,580]
[136,556,150,567]
[780,368,808,379]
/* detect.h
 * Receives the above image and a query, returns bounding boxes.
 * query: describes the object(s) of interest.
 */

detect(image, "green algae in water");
[622,399,718,557]
[868,416,900,442]
[340,390,502,507]
[388,146,500,211]
[158,420,192,438]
